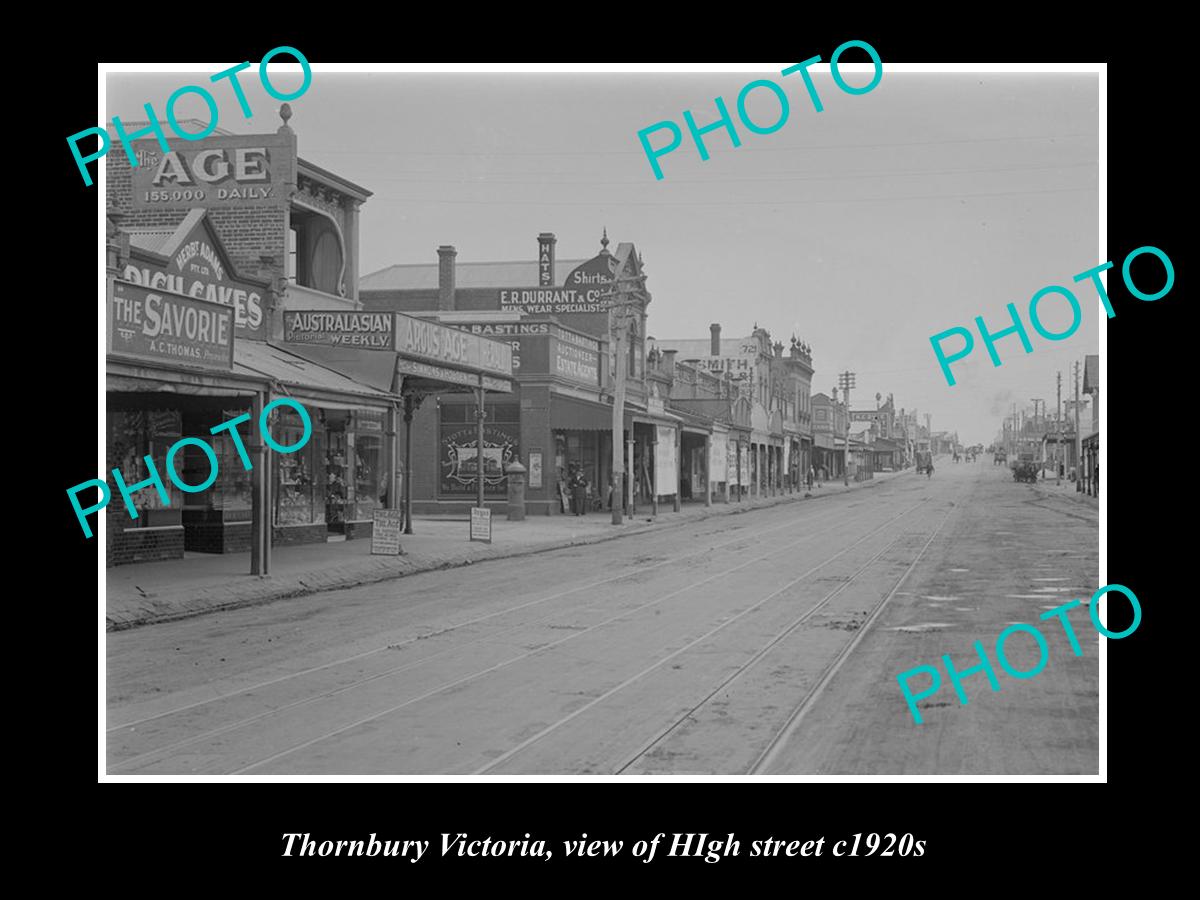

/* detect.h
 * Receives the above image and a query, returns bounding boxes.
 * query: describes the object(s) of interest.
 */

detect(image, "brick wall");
[108,527,185,567]
[273,523,327,546]
[108,150,288,276]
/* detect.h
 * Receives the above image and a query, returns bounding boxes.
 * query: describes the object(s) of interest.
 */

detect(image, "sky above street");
[107,66,1100,445]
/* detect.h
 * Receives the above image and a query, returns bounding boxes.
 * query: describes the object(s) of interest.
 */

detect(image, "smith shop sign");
[284,311,395,349]
[109,280,234,371]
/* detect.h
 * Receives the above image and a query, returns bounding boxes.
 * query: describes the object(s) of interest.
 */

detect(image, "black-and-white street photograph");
[99,63,1101,776]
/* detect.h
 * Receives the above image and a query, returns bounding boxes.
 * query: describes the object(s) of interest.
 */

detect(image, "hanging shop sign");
[395,314,513,377]
[655,425,679,497]
[108,280,234,371]
[726,439,740,487]
[129,133,293,210]
[395,359,511,394]
[284,311,395,349]
[710,432,728,485]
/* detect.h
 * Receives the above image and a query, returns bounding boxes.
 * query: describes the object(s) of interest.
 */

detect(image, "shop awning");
[107,360,265,397]
[234,341,399,410]
[550,394,629,431]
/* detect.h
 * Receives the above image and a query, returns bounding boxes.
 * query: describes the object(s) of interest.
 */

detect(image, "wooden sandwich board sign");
[371,508,405,555]
[470,507,493,544]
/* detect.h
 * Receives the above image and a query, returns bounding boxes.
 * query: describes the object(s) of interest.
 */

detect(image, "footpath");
[1026,473,1100,510]
[107,469,909,631]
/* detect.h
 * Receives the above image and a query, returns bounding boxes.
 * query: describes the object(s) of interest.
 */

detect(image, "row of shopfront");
[101,121,826,568]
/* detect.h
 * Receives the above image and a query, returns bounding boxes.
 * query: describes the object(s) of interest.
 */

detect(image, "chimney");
[437,245,456,311]
[710,323,721,356]
[537,233,556,286]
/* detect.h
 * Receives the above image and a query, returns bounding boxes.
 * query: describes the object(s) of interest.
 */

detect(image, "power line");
[340,160,1098,187]
[301,132,1093,158]
[364,185,1095,207]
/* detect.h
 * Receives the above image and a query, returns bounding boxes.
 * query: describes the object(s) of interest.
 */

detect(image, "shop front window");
[107,409,182,526]
[350,411,384,521]
[275,405,325,526]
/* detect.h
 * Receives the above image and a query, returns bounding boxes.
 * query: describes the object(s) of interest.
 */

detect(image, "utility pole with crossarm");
[597,242,648,526]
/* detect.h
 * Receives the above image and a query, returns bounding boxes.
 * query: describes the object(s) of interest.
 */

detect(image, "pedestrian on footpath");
[570,465,589,516]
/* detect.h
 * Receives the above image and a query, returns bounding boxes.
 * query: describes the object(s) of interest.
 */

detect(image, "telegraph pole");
[838,370,856,486]
[1056,370,1063,485]
[1031,398,1044,477]
[1080,360,1089,496]
[600,243,646,526]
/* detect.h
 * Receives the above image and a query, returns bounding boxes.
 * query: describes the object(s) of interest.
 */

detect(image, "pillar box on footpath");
[505,461,527,521]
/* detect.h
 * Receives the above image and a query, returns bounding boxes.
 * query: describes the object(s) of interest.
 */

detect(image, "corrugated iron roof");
[125,228,177,255]
[361,259,588,292]
[233,341,397,403]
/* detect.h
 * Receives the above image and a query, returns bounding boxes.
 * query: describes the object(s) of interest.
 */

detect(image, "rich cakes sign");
[129,134,292,210]
[122,213,267,338]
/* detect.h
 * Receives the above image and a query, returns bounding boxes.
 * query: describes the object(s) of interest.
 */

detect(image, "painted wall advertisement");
[109,280,234,371]
[553,328,601,386]
[285,311,395,349]
[130,133,292,211]
[495,254,616,314]
[445,321,550,372]
[440,423,520,497]
[655,426,678,497]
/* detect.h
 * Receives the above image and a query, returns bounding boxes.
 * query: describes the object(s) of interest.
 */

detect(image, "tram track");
[107,496,867,737]
[109,497,909,773]
[470,487,964,777]
[221,499,929,775]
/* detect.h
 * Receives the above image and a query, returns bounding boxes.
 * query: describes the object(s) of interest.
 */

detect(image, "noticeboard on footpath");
[470,507,492,544]
[371,508,405,555]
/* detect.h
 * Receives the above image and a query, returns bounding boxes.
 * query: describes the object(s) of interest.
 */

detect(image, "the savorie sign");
[109,281,234,371]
